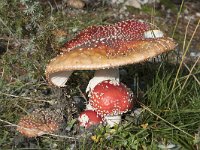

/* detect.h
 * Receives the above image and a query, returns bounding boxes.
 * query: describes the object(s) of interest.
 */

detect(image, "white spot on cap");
[144,30,164,38]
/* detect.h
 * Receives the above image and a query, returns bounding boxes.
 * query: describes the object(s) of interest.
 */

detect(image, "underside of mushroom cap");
[46,37,176,87]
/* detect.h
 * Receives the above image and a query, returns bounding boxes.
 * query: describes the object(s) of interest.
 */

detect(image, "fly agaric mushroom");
[89,80,134,127]
[17,109,63,137]
[45,19,176,93]
[78,110,103,128]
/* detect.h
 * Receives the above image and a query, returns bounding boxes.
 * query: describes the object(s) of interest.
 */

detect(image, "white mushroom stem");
[86,103,94,110]
[86,68,123,126]
[104,115,122,127]
[86,68,119,94]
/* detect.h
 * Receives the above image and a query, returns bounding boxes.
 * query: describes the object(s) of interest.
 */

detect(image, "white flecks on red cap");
[63,19,150,52]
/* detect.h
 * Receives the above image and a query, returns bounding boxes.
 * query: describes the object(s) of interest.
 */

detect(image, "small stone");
[67,0,85,9]
[196,12,200,17]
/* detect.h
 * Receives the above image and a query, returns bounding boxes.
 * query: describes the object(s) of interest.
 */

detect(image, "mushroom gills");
[50,71,73,87]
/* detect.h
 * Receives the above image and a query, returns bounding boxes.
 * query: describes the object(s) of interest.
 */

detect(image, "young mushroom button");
[45,19,176,92]
[78,110,103,128]
[89,80,134,127]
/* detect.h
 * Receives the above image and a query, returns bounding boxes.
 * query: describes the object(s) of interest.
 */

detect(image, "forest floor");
[0,0,200,149]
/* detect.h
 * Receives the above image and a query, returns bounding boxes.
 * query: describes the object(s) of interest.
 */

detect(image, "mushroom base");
[104,115,122,127]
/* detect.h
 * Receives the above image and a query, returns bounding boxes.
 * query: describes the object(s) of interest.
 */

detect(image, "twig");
[179,57,200,95]
[172,0,185,38]
[0,118,18,127]
[0,17,20,44]
[172,19,200,90]
[77,86,88,102]
[172,19,190,91]
[0,92,51,103]
[183,62,200,85]
[47,133,78,140]
[174,48,200,86]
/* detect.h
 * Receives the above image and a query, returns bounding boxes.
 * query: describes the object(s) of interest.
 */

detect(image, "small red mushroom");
[17,109,62,137]
[78,110,103,128]
[89,80,134,126]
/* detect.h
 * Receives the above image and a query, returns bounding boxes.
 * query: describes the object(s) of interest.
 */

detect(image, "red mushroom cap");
[78,110,103,128]
[89,80,134,116]
[63,19,150,52]
[17,109,63,137]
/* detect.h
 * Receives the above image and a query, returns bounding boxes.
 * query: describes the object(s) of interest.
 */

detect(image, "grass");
[0,0,200,149]
[86,62,200,149]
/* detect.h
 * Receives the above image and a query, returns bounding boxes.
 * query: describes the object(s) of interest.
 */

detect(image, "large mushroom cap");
[46,20,176,87]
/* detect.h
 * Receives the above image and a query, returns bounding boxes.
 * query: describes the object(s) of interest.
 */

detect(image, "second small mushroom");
[78,110,103,128]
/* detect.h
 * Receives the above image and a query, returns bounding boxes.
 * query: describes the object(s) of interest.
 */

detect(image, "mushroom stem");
[86,103,94,110]
[104,115,122,127]
[86,68,119,94]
